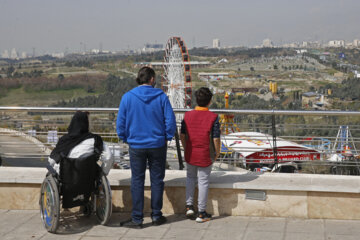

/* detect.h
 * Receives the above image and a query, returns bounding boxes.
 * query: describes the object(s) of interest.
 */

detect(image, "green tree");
[65,61,72,67]
[13,72,23,78]
[6,66,15,77]
[57,74,65,80]
[87,85,95,93]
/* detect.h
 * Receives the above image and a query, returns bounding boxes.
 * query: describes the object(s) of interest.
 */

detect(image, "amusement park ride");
[219,92,240,134]
[160,36,360,174]
[332,125,358,158]
[162,37,192,114]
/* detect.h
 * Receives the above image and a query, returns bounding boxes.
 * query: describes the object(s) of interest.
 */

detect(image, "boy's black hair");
[136,66,155,85]
[195,87,213,107]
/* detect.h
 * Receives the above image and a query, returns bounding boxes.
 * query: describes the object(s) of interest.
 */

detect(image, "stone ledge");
[1,166,360,193]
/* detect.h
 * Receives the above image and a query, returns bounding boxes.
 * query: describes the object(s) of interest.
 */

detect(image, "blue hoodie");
[116,85,176,148]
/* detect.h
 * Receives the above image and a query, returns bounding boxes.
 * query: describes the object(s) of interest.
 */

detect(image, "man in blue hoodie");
[117,66,176,228]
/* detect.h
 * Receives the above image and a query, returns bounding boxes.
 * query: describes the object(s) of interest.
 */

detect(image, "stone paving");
[1,210,360,240]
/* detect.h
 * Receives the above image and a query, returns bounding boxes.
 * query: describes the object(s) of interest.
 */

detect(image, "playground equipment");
[219,92,240,135]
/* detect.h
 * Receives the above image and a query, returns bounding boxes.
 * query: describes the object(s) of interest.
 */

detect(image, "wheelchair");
[39,153,112,233]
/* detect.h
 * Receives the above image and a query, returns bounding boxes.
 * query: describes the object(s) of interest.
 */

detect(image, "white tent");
[222,132,320,164]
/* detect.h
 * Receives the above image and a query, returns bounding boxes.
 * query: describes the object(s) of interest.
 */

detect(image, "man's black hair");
[195,87,213,107]
[136,66,155,85]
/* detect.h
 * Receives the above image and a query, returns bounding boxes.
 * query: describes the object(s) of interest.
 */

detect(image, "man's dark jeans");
[129,145,167,224]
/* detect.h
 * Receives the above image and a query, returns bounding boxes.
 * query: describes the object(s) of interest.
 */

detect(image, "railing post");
[174,129,184,170]
[272,114,278,167]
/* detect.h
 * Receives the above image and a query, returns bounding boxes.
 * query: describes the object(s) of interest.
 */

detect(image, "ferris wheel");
[162,37,192,109]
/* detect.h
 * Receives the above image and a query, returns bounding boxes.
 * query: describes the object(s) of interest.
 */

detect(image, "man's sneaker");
[120,219,143,229]
[186,205,195,218]
[152,216,167,226]
[195,211,211,223]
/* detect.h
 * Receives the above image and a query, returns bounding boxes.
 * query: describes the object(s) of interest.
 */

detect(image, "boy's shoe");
[152,216,167,226]
[195,211,211,223]
[120,219,143,229]
[185,205,195,218]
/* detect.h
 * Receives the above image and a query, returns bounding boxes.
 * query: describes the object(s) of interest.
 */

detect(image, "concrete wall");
[1,167,360,220]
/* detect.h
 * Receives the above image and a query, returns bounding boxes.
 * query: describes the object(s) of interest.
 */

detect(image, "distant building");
[282,42,299,48]
[296,49,308,54]
[353,39,360,47]
[301,41,321,48]
[1,50,9,59]
[328,40,345,47]
[10,48,18,59]
[213,39,220,48]
[51,52,64,58]
[142,43,163,53]
[198,72,228,81]
[262,39,273,48]
[302,92,327,109]
[91,49,100,54]
[301,41,309,48]
[21,52,27,59]
[354,71,360,79]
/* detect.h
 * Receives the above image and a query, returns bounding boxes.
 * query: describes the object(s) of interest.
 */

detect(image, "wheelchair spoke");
[39,175,60,233]
[95,174,112,225]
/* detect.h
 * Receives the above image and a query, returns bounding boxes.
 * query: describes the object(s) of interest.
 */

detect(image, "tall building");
[353,39,360,47]
[213,39,220,48]
[1,50,9,59]
[328,40,345,47]
[10,48,18,59]
[262,39,273,48]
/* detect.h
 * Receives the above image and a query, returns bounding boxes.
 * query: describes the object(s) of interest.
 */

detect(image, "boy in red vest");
[180,87,221,223]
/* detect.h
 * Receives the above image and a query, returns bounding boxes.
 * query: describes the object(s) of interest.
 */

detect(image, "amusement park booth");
[221,132,321,172]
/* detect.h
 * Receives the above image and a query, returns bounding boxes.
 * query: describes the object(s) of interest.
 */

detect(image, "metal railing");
[1,107,360,175]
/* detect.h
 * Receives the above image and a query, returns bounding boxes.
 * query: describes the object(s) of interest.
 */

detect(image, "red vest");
[184,109,218,167]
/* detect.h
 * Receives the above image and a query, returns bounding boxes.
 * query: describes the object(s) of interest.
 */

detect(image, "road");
[0,134,48,167]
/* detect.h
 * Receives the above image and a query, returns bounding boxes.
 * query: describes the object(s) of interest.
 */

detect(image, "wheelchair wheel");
[39,175,60,233]
[94,174,112,225]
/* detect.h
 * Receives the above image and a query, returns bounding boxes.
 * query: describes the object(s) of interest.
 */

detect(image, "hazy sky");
[1,0,360,54]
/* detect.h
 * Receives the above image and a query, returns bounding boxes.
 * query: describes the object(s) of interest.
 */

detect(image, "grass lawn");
[0,87,100,106]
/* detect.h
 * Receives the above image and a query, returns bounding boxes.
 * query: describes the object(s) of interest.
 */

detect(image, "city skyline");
[1,0,360,54]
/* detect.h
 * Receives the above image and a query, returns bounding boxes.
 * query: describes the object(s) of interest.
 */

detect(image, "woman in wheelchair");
[40,111,113,233]
[48,111,112,175]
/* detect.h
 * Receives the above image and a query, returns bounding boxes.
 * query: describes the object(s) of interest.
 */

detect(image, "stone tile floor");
[1,210,360,240]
